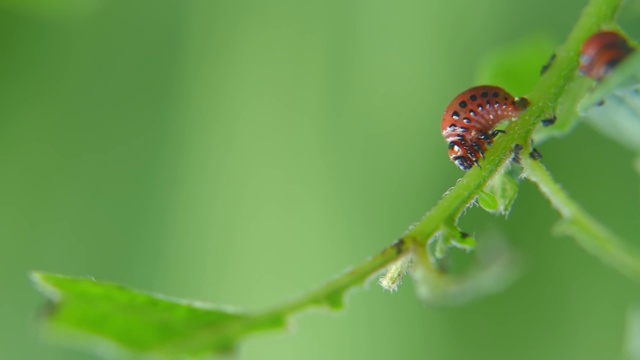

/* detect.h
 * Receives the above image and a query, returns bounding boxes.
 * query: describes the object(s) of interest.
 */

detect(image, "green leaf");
[482,172,519,217]
[451,232,476,252]
[31,272,286,359]
[477,189,499,213]
[436,225,477,255]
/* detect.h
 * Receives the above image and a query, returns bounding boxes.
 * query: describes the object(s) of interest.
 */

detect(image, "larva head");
[441,85,528,171]
[579,31,633,81]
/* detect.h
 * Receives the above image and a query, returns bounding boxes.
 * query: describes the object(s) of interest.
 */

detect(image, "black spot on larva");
[477,104,483,111]
[481,91,488,98]
[448,124,457,130]
[470,94,478,101]
[453,156,473,171]
[459,126,469,132]
[452,111,460,119]
[492,92,499,98]
[459,101,468,109]
[472,143,485,158]
[448,142,456,149]
[463,118,471,124]
[486,101,492,108]
[469,110,476,116]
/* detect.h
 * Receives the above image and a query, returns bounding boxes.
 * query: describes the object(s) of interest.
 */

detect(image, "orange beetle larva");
[579,31,634,81]
[441,86,529,171]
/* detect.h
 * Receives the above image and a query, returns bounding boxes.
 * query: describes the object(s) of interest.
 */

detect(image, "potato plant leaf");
[482,172,519,217]
[31,272,286,359]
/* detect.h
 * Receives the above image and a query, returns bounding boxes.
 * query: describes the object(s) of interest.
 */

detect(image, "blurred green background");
[2,0,640,359]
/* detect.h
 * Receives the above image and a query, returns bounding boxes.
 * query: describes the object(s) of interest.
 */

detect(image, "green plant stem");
[243,243,411,333]
[523,157,640,280]
[251,0,623,321]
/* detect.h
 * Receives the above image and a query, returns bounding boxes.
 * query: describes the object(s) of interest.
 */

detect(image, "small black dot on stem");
[541,115,557,127]
[512,144,523,165]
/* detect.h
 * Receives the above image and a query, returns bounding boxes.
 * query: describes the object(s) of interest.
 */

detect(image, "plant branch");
[522,157,640,280]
